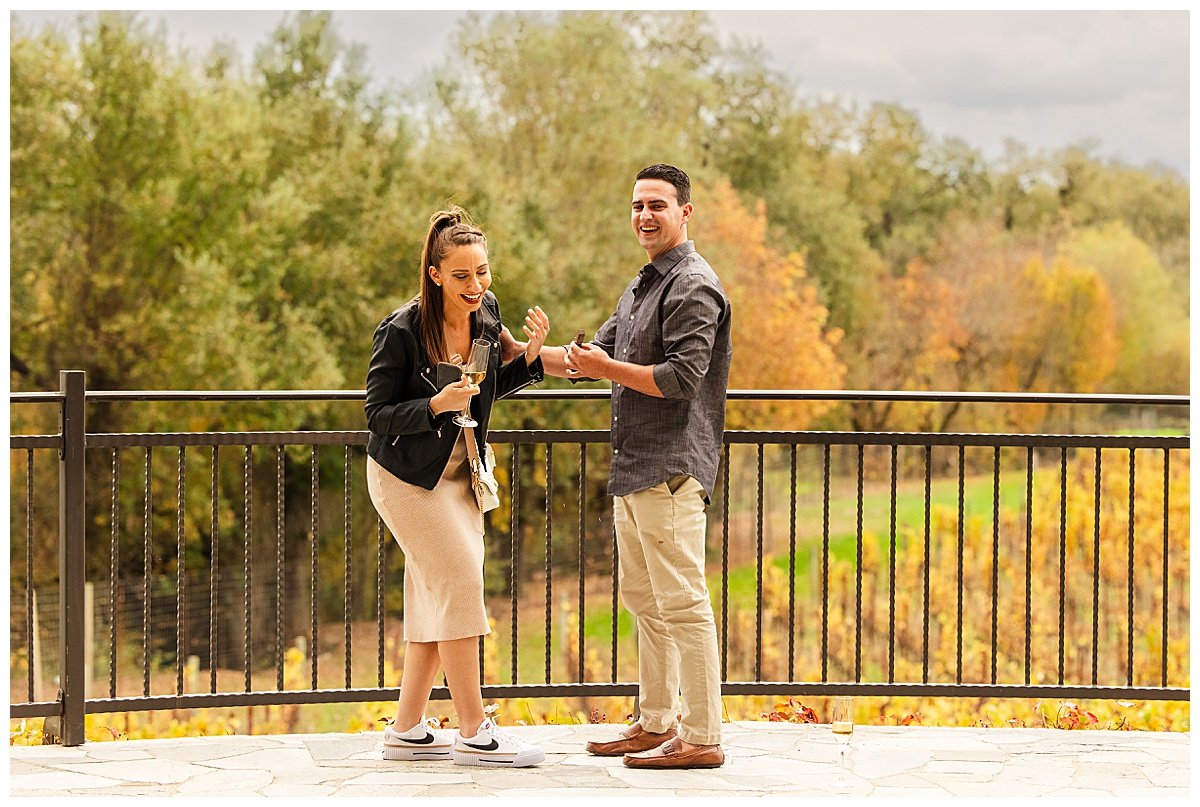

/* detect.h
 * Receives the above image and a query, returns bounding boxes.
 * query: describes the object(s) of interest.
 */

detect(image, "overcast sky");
[8,8,1191,178]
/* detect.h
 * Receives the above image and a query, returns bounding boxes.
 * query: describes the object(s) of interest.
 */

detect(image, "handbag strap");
[462,425,482,467]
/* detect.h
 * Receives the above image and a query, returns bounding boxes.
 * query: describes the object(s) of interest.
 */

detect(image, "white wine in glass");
[452,338,491,428]
[831,696,853,787]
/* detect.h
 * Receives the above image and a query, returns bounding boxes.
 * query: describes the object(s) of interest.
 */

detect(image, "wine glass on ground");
[452,338,491,428]
[831,696,854,788]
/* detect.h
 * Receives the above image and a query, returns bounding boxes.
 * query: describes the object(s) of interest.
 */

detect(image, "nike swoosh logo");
[398,732,436,745]
[463,738,500,751]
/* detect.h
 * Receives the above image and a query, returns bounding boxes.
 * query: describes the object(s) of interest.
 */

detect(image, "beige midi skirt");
[366,434,490,642]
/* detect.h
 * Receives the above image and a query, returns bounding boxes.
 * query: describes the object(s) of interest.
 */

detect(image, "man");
[505,163,731,769]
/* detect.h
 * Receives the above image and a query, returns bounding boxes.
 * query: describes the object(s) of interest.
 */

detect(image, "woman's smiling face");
[431,242,491,320]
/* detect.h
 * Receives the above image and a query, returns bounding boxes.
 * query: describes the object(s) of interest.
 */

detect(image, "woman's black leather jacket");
[365,292,543,489]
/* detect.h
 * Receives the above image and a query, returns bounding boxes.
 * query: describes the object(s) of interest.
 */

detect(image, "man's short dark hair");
[636,163,691,206]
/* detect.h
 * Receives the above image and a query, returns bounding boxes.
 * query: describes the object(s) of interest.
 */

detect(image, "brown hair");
[636,163,691,205]
[416,206,487,364]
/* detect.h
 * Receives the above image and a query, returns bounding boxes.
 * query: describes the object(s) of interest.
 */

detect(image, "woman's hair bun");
[432,207,465,230]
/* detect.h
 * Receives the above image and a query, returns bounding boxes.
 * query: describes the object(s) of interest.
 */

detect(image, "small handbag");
[462,426,500,513]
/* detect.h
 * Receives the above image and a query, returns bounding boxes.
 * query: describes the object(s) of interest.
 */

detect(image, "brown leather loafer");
[585,723,677,756]
[623,738,725,769]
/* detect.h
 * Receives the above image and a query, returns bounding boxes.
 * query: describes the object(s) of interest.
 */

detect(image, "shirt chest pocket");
[617,292,669,364]
[620,338,666,365]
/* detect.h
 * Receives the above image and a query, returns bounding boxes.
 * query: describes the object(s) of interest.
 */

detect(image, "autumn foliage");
[698,179,845,429]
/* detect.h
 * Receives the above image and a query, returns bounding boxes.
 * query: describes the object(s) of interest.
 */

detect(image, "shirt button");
[613,449,619,455]
[613,416,618,422]
[628,315,634,321]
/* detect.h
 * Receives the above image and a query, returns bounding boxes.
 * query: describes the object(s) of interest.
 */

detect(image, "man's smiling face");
[631,178,691,261]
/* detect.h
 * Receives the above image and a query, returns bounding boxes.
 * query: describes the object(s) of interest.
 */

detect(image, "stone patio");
[8,721,1190,797]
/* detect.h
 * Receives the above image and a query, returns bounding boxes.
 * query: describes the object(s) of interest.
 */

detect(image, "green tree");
[844,103,987,274]
[8,12,427,617]
[1055,146,1190,304]
[1060,223,1188,393]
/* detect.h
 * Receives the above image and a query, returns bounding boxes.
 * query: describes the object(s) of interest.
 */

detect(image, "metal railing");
[9,371,1190,745]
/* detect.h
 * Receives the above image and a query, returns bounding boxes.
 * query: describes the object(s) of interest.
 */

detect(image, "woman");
[365,207,550,767]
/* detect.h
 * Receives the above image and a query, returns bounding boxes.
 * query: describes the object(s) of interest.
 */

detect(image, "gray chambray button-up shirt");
[591,241,732,500]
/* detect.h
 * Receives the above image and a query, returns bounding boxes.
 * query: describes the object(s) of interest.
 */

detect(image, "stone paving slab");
[8,722,1190,797]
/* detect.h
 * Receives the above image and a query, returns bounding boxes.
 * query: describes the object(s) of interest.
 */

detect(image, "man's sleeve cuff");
[652,362,682,398]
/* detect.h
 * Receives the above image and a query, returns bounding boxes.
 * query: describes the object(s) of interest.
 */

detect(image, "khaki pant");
[614,475,722,745]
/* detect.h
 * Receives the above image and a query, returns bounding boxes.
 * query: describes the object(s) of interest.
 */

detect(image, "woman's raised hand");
[522,306,550,366]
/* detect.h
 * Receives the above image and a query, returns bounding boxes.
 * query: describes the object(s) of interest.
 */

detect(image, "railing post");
[59,370,87,746]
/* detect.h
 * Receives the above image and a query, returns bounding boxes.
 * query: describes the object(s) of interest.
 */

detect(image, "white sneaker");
[453,717,546,767]
[382,718,453,761]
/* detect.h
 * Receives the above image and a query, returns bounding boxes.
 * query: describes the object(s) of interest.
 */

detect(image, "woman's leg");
[439,635,485,736]
[395,641,441,729]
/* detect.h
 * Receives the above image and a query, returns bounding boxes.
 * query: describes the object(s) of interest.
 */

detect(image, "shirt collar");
[643,240,695,278]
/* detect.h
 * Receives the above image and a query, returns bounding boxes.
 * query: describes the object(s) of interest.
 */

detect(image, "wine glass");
[830,696,854,788]
[452,338,491,428]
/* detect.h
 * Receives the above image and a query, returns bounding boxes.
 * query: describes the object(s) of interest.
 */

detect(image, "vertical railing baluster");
[26,449,35,702]
[109,448,120,698]
[990,446,999,685]
[243,447,253,692]
[59,370,88,744]
[956,445,964,685]
[210,446,219,694]
[922,445,931,684]
[479,632,486,686]
[821,444,830,683]
[176,447,186,696]
[1127,448,1136,687]
[275,445,284,690]
[510,444,520,685]
[1161,449,1170,688]
[344,445,353,689]
[855,445,864,682]
[1091,448,1102,685]
[1058,448,1067,685]
[271,444,282,691]
[577,444,586,684]
[544,444,553,685]
[310,446,319,691]
[755,443,764,681]
[787,443,796,683]
[610,520,619,684]
[143,446,153,697]
[378,518,385,688]
[721,443,730,682]
[1024,447,1033,686]
[888,444,897,684]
